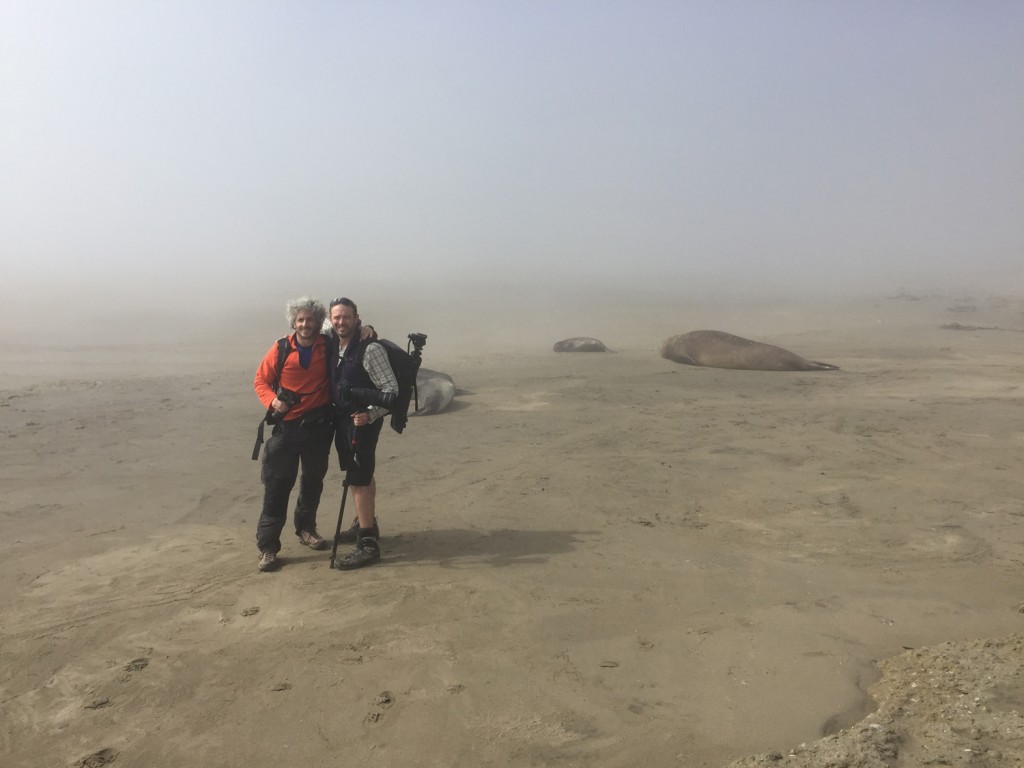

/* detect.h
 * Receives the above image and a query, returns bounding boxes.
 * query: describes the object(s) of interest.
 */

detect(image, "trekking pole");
[329,416,360,568]
[329,479,350,569]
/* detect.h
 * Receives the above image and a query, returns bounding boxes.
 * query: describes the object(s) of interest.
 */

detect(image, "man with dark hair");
[328,297,399,570]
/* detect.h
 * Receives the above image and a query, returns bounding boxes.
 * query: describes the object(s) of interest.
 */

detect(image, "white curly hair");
[285,296,326,328]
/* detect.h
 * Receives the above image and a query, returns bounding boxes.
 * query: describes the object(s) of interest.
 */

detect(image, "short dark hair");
[329,297,358,314]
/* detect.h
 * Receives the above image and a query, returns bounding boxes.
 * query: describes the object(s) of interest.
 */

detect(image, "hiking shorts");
[335,416,384,486]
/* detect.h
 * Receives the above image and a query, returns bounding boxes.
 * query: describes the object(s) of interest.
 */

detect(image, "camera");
[266,388,301,425]
[408,333,427,355]
[407,333,427,368]
[342,384,396,410]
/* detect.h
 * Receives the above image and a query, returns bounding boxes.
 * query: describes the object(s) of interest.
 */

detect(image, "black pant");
[256,411,334,553]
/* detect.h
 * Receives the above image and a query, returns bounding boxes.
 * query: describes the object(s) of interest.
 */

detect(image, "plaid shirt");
[338,340,399,424]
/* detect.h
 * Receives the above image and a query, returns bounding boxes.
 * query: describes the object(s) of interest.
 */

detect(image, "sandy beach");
[2,287,1023,767]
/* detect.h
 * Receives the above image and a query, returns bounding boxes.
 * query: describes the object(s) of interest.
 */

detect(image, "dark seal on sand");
[553,337,610,352]
[660,330,838,371]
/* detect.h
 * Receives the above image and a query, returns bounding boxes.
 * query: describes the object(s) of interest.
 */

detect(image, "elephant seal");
[553,337,610,352]
[660,330,839,371]
[411,368,456,415]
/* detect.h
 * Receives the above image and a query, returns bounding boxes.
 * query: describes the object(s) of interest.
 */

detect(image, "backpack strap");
[274,336,292,389]
[251,419,268,461]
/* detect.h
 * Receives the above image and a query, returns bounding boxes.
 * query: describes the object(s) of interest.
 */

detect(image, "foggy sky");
[2,0,1022,314]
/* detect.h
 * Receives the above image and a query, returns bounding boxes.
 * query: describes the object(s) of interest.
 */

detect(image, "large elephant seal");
[411,368,456,415]
[553,337,610,352]
[660,330,839,371]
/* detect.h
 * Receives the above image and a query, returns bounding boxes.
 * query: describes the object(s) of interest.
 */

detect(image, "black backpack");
[357,337,424,434]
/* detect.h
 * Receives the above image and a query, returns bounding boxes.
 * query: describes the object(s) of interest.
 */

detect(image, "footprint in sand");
[119,656,150,682]
[74,748,118,767]
[364,690,395,723]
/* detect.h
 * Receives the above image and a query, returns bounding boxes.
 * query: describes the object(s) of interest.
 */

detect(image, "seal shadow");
[410,392,473,415]
[382,528,596,568]
[438,399,472,414]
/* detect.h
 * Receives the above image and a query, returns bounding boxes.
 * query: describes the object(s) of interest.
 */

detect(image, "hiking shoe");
[335,518,380,544]
[298,529,328,550]
[335,538,381,570]
[257,551,280,572]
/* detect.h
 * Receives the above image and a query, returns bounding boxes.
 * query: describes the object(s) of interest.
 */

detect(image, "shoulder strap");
[320,330,336,372]
[354,337,371,365]
[274,336,292,387]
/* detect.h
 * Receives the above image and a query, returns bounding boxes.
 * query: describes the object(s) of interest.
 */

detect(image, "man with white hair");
[252,296,336,572]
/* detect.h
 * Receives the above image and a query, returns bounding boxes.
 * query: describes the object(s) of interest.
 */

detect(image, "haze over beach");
[2,3,1023,767]
[1,1,1023,325]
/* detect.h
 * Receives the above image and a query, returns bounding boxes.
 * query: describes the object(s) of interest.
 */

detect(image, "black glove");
[342,385,397,410]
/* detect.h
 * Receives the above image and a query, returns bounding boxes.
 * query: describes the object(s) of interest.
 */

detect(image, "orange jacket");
[253,332,332,421]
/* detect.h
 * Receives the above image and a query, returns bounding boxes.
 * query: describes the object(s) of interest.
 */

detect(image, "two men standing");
[252,295,396,573]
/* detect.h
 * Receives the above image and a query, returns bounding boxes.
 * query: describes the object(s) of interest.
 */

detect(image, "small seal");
[411,368,456,415]
[553,337,610,352]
